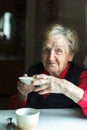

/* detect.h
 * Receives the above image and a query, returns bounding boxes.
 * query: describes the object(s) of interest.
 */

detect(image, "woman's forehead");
[44,34,69,47]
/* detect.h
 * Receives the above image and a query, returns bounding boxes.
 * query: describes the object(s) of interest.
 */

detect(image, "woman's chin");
[47,68,58,74]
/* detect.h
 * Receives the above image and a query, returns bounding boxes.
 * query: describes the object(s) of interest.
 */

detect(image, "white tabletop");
[0,108,87,130]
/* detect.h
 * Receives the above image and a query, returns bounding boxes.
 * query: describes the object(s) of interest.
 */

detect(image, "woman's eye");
[56,49,63,54]
[42,48,50,53]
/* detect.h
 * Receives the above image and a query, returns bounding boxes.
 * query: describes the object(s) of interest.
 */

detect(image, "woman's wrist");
[62,79,84,103]
[18,92,28,101]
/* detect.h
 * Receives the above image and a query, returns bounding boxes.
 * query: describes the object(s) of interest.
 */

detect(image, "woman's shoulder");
[70,62,87,77]
[70,62,86,71]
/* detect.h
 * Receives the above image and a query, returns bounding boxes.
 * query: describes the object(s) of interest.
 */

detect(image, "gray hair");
[40,24,79,54]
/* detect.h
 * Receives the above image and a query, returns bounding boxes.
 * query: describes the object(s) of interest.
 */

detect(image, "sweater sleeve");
[77,70,87,116]
[8,93,27,109]
[78,90,87,116]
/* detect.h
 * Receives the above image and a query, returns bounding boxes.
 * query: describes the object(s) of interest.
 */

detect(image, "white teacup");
[19,77,34,85]
[15,108,40,130]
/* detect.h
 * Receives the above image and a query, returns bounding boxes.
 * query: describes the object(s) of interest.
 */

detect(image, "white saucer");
[19,77,34,85]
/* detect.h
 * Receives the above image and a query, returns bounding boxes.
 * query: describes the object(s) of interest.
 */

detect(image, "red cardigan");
[8,64,87,116]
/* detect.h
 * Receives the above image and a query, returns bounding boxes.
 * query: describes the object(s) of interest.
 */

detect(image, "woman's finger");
[33,74,50,79]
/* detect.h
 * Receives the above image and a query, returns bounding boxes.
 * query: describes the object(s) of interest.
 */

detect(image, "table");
[0,108,87,130]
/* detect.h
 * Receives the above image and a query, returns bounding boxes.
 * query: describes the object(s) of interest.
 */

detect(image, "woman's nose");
[49,50,55,61]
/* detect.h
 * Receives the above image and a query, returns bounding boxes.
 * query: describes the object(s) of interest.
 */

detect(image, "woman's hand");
[32,74,65,94]
[32,74,84,103]
[17,74,35,100]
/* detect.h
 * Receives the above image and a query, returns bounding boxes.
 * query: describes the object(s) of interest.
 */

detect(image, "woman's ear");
[69,53,74,62]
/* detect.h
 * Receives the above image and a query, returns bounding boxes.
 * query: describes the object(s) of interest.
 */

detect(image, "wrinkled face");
[41,34,74,76]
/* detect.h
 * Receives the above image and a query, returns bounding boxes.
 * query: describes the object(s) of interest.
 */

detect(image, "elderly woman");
[9,24,87,116]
